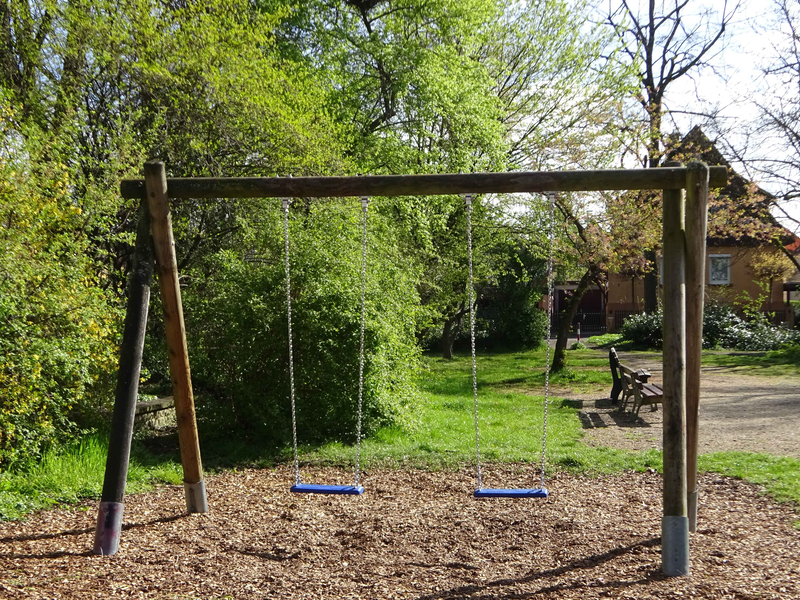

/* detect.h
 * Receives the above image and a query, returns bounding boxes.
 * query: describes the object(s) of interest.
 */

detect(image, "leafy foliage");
[620,303,800,351]
[620,310,664,348]
[0,0,641,466]
[0,118,119,469]
[478,243,549,350]
[182,200,421,443]
[701,302,800,351]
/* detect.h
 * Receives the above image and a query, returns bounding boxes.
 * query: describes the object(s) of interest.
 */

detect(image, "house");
[605,127,797,331]
[550,127,798,334]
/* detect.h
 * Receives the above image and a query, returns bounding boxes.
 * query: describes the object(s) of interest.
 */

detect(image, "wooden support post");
[93,200,153,555]
[144,161,208,513]
[685,162,710,533]
[661,161,689,576]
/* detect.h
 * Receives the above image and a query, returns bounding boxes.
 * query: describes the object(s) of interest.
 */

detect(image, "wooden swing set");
[94,161,726,577]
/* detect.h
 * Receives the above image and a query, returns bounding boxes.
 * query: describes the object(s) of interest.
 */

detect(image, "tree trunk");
[441,302,468,359]
[647,101,663,169]
[552,269,594,372]
[441,318,455,360]
[644,249,659,313]
[642,99,663,312]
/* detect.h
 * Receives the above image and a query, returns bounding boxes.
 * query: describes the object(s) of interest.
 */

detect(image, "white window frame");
[708,254,731,285]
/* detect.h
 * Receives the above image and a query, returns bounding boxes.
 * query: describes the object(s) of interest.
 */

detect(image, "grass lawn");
[1,345,798,522]
[0,436,183,521]
[308,348,660,477]
[700,345,800,378]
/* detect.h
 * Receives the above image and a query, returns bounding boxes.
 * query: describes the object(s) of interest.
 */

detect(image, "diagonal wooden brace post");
[144,161,207,513]
[685,162,710,533]
[661,161,689,576]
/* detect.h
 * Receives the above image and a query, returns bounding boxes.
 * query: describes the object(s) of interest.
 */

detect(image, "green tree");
[182,199,421,442]
[2,0,350,291]
[0,112,119,468]
[285,0,636,357]
[0,0,360,458]
[605,0,738,312]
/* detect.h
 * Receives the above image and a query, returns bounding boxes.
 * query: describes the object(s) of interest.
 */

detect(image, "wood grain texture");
[661,162,688,519]
[144,161,204,489]
[121,166,728,199]
[685,162,710,532]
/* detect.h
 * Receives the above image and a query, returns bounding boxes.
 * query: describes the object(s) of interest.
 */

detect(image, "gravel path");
[577,351,800,458]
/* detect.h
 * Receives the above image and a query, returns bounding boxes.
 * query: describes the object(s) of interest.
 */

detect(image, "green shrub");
[701,301,739,348]
[619,302,800,351]
[620,310,663,348]
[485,246,549,350]
[724,316,799,351]
[0,125,119,469]
[702,302,799,350]
[489,301,548,350]
[180,201,421,445]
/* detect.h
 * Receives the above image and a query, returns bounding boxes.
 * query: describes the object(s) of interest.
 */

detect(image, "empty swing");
[282,197,370,495]
[465,192,556,499]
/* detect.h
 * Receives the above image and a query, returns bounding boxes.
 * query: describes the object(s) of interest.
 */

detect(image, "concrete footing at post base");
[662,515,690,576]
[185,480,208,513]
[93,502,124,556]
[688,490,698,533]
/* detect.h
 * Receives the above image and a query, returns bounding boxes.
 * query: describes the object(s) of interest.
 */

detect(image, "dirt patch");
[574,351,800,458]
[1,466,799,599]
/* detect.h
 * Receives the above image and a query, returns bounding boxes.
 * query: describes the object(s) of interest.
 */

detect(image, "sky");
[611,0,800,235]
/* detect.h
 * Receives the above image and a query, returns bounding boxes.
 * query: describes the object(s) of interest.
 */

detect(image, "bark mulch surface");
[1,466,798,599]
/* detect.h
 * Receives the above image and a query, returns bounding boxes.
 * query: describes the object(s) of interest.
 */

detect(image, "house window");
[709,254,731,285]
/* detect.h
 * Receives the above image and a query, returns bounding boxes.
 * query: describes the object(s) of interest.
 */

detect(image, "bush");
[477,298,548,351]
[0,127,119,469]
[178,201,421,445]
[701,301,739,349]
[701,302,799,350]
[723,316,799,351]
[619,302,800,351]
[471,244,549,351]
[620,310,663,348]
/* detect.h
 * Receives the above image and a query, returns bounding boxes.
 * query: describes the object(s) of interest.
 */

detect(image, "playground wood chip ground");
[1,466,798,599]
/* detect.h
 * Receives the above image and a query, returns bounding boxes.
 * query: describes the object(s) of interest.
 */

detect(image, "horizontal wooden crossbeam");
[120,166,727,199]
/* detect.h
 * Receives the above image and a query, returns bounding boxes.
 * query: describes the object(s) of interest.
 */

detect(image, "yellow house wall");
[703,246,786,308]
[606,246,790,330]
[607,276,645,312]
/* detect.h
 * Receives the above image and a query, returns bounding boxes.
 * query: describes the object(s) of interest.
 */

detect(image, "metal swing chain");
[540,191,557,489]
[354,197,369,487]
[282,198,301,486]
[465,194,483,490]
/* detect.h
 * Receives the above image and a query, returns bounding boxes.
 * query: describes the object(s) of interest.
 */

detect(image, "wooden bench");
[609,348,663,415]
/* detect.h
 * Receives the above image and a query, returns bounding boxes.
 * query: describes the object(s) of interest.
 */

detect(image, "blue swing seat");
[291,483,364,495]
[474,487,548,498]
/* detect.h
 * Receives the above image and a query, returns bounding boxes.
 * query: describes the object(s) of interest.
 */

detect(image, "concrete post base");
[662,515,690,576]
[184,480,208,513]
[93,502,124,556]
[688,490,698,533]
